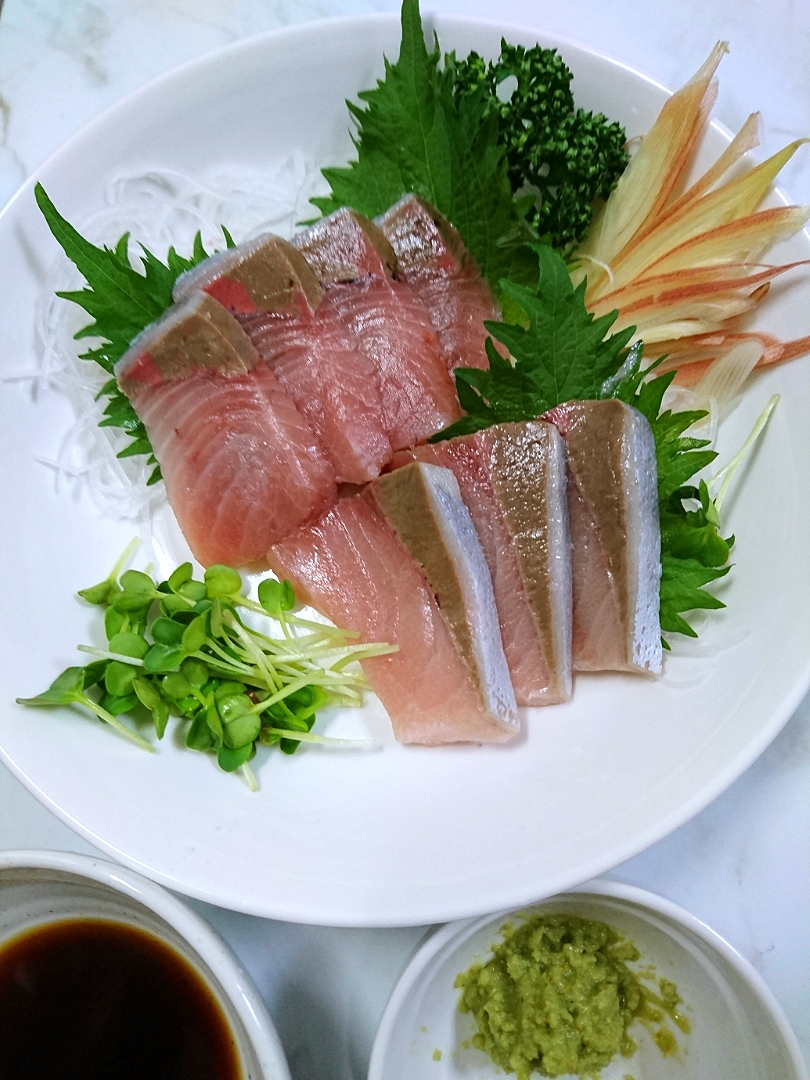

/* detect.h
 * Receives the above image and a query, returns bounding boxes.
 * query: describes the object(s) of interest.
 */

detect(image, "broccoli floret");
[451,43,628,250]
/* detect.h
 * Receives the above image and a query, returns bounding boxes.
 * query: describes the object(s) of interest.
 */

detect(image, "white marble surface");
[1,1,809,1077]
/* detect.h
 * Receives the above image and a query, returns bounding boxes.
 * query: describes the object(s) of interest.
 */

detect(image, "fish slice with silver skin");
[270,491,519,745]
[368,462,517,735]
[174,232,392,483]
[395,420,572,706]
[544,398,662,675]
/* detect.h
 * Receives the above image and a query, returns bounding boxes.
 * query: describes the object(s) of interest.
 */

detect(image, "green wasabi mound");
[455,913,685,1079]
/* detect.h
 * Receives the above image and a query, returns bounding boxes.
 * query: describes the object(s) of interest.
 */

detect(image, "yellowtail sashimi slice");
[269,496,519,745]
[396,421,572,706]
[116,294,337,567]
[176,232,392,483]
[544,400,662,675]
[369,462,517,731]
[377,194,501,372]
[293,209,461,449]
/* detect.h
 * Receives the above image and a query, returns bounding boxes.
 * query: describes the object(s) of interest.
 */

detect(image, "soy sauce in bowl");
[0,918,241,1080]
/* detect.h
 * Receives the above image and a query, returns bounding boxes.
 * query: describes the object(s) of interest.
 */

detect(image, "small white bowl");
[369,879,808,1080]
[0,849,290,1080]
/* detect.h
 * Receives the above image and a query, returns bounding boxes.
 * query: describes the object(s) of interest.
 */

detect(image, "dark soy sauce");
[0,918,241,1080]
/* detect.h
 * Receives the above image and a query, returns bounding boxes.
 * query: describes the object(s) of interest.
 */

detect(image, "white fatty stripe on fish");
[624,410,663,674]
[541,423,574,698]
[418,464,518,732]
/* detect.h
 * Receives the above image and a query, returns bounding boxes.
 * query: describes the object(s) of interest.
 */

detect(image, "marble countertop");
[1,1,809,1077]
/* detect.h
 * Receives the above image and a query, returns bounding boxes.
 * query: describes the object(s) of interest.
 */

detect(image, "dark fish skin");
[116,292,259,397]
[173,234,322,316]
[544,399,662,675]
[376,194,501,372]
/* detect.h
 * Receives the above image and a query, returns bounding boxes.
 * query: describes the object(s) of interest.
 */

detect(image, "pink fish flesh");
[269,495,520,744]
[243,307,393,483]
[116,294,336,567]
[376,194,501,372]
[174,233,392,483]
[293,209,461,448]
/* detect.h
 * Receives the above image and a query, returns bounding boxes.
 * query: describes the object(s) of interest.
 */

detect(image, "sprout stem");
[81,696,153,752]
[108,537,141,582]
[711,394,779,513]
[266,728,377,749]
[77,644,145,666]
[240,762,259,792]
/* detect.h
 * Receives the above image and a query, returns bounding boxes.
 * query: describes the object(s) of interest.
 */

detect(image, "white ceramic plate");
[1,15,809,926]
[368,881,809,1080]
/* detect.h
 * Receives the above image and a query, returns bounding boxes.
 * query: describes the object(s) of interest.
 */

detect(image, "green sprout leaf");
[217,742,255,773]
[258,578,295,616]
[107,631,149,659]
[143,644,185,674]
[204,565,243,599]
[104,661,137,698]
[167,563,193,592]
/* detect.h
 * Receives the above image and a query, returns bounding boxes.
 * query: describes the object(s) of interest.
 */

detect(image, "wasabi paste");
[455,913,686,1079]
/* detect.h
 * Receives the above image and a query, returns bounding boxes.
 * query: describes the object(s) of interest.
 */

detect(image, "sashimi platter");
[2,2,810,924]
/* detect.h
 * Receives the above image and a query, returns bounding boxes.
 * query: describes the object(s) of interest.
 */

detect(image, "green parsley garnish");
[17,543,393,788]
[449,42,628,249]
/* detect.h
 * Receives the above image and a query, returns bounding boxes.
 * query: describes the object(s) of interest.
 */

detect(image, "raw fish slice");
[244,309,393,483]
[319,278,460,449]
[134,366,337,568]
[173,233,392,483]
[291,207,397,282]
[544,399,662,674]
[377,194,501,371]
[368,462,517,728]
[173,233,321,316]
[293,209,461,447]
[397,421,572,705]
[269,497,520,744]
[116,297,336,568]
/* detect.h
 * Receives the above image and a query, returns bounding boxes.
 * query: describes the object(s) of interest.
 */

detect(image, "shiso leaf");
[433,243,635,440]
[310,0,537,297]
[35,183,215,480]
